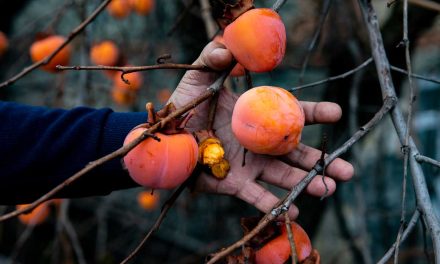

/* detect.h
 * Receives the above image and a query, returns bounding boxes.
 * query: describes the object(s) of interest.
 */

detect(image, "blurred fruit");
[90,40,120,66]
[130,0,154,15]
[113,70,143,91]
[137,190,159,210]
[29,35,71,72]
[156,88,172,105]
[231,86,304,155]
[123,128,198,189]
[0,31,9,57]
[107,0,131,19]
[111,86,136,105]
[16,203,50,226]
[224,8,286,72]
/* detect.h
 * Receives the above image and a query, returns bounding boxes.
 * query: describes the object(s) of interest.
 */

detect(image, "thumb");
[170,41,233,109]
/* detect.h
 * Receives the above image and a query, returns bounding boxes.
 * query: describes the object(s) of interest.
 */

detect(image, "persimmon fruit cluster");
[223,8,286,73]
[231,86,305,155]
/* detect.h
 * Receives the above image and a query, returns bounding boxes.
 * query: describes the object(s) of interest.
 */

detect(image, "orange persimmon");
[255,222,312,264]
[137,190,159,210]
[29,35,71,72]
[130,0,154,15]
[107,0,131,19]
[111,86,136,105]
[113,70,143,91]
[156,88,172,104]
[16,203,50,226]
[123,128,198,189]
[90,40,120,66]
[231,86,304,155]
[223,8,286,73]
[0,31,8,57]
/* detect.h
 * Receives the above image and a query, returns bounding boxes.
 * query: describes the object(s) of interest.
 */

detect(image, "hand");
[169,41,354,218]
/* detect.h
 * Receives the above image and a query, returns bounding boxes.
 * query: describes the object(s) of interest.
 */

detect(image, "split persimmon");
[29,35,71,72]
[16,203,50,226]
[123,128,198,189]
[90,40,120,67]
[223,8,286,73]
[137,190,159,210]
[107,0,131,19]
[130,0,154,15]
[255,222,312,264]
[231,86,304,155]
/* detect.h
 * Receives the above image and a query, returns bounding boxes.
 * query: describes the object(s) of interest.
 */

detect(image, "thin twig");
[289,57,373,92]
[298,0,333,84]
[57,64,209,74]
[409,0,440,12]
[207,96,397,264]
[0,71,229,223]
[377,210,421,264]
[390,65,440,84]
[0,0,113,88]
[415,154,440,168]
[284,212,297,264]
[359,0,440,261]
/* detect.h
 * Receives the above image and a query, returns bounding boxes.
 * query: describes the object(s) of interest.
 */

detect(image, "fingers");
[260,160,337,197]
[236,181,299,219]
[300,101,342,125]
[283,143,354,182]
[195,41,233,71]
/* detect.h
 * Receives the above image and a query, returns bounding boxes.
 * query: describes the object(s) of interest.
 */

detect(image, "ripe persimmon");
[231,86,304,155]
[130,0,154,15]
[223,8,286,73]
[16,203,50,226]
[137,190,159,210]
[29,35,71,72]
[0,31,9,57]
[90,40,120,67]
[255,222,312,264]
[107,0,131,19]
[111,86,136,105]
[113,70,143,91]
[123,128,198,189]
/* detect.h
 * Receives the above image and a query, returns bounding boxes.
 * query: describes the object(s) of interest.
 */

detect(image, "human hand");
[169,41,354,218]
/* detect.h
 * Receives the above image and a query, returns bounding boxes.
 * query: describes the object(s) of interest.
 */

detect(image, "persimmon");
[123,128,198,189]
[231,86,304,155]
[113,70,143,91]
[255,222,312,264]
[137,190,159,210]
[111,86,136,105]
[213,35,246,77]
[107,0,131,19]
[29,35,71,72]
[90,40,120,67]
[156,88,172,104]
[0,31,8,57]
[130,0,154,15]
[16,203,50,226]
[223,8,286,73]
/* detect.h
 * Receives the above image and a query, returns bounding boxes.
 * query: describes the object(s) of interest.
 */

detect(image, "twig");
[377,210,421,264]
[289,57,373,92]
[120,172,197,264]
[207,96,397,264]
[409,0,440,12]
[58,201,86,264]
[200,0,218,38]
[57,64,209,74]
[0,71,229,223]
[359,0,440,261]
[284,212,297,264]
[390,65,440,84]
[272,0,289,12]
[298,0,333,85]
[9,221,37,263]
[0,0,113,89]
[414,154,440,168]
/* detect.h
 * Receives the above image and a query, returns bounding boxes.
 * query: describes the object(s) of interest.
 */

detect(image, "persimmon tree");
[0,0,439,263]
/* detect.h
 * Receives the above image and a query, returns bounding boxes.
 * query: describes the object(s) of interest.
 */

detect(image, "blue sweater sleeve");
[0,101,147,204]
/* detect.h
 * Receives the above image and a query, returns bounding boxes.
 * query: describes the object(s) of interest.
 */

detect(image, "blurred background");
[0,0,439,263]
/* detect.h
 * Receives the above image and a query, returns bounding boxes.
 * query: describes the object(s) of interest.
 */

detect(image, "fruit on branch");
[223,8,286,73]
[213,35,246,77]
[137,190,159,211]
[90,40,120,67]
[16,203,50,226]
[130,0,154,15]
[111,86,136,106]
[0,31,8,57]
[113,70,143,91]
[255,221,312,264]
[123,129,198,189]
[29,35,71,72]
[231,86,304,155]
[107,0,131,19]
[196,130,230,179]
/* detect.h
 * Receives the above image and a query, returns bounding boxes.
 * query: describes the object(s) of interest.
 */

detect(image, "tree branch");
[415,154,440,168]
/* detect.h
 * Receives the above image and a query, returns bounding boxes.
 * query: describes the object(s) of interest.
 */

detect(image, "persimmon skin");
[16,203,50,226]
[29,35,71,72]
[123,128,198,189]
[113,70,143,91]
[223,8,286,73]
[231,86,304,155]
[107,0,131,19]
[130,0,154,15]
[0,31,9,57]
[90,40,120,66]
[255,222,312,264]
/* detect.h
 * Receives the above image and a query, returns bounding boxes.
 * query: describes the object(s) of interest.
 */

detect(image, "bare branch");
[390,65,440,84]
[0,0,113,88]
[415,154,440,168]
[56,63,209,73]
[284,212,297,264]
